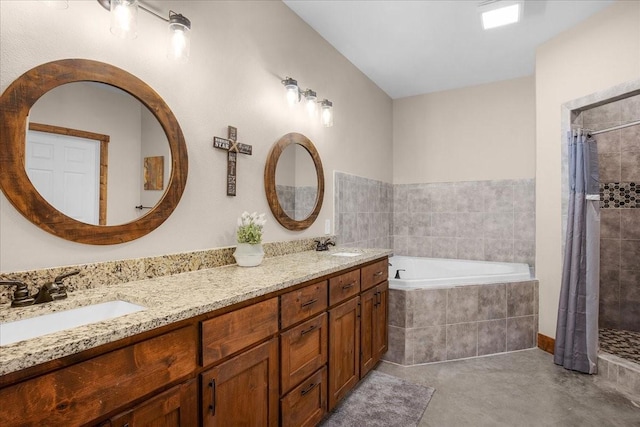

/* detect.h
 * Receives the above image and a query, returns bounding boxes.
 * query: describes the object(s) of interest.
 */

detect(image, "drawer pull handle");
[342,282,355,290]
[373,271,383,277]
[209,379,216,415]
[301,325,317,335]
[301,382,318,396]
[301,298,318,308]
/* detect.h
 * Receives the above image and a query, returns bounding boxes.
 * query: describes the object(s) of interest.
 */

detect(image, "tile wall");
[385,280,539,365]
[393,179,536,268]
[276,185,317,220]
[578,94,640,332]
[334,172,393,249]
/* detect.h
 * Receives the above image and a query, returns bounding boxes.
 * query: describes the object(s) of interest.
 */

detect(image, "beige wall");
[535,0,640,338]
[0,1,392,271]
[393,76,536,184]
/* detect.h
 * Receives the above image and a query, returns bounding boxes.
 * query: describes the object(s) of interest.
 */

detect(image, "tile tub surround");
[0,236,335,305]
[334,171,393,249]
[0,247,391,376]
[392,179,536,268]
[384,280,539,365]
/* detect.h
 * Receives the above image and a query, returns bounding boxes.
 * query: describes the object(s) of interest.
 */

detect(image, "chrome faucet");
[315,238,336,251]
[1,270,80,307]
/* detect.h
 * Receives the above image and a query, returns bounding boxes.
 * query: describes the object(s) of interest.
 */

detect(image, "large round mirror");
[264,133,324,230]
[0,59,188,244]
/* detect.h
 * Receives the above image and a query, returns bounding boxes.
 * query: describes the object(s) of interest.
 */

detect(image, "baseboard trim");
[537,334,555,354]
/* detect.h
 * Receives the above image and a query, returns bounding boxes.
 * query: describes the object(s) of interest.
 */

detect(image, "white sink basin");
[330,252,361,257]
[0,300,146,346]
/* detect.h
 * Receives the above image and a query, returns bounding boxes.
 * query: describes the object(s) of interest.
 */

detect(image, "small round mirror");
[264,133,324,231]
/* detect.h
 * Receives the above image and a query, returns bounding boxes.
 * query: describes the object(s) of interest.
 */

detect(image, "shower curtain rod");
[588,119,640,135]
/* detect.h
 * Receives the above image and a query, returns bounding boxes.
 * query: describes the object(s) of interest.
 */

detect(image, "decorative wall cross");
[213,126,253,196]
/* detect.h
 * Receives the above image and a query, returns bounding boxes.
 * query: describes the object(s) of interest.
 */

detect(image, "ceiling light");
[480,1,522,30]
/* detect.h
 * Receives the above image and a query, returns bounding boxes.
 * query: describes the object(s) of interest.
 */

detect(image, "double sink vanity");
[0,249,391,426]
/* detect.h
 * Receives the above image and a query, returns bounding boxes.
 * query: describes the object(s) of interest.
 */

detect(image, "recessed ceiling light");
[481,1,522,30]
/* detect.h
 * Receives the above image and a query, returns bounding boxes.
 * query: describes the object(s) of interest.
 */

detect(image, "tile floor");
[376,348,640,426]
[600,328,640,364]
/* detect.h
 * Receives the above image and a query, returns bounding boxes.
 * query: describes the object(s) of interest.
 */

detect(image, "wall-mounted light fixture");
[97,0,191,62]
[478,0,522,30]
[281,76,333,127]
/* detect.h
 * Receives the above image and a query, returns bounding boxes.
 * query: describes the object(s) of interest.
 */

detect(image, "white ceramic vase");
[233,243,264,267]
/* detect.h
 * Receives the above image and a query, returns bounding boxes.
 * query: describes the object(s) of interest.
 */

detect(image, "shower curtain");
[554,130,600,374]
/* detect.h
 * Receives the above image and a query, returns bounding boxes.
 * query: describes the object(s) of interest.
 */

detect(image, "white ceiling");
[283,0,615,99]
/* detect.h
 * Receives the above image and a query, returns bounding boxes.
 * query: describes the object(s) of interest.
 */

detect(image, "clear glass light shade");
[110,0,138,39]
[286,85,299,106]
[320,100,333,127]
[305,90,317,116]
[167,19,191,62]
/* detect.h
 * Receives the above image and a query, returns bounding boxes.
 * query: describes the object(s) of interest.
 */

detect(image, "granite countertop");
[0,248,391,376]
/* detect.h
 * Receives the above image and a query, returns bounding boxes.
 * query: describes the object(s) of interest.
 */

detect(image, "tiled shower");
[573,92,640,366]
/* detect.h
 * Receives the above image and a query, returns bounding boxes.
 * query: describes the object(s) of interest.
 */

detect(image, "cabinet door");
[359,286,377,377]
[360,282,389,378]
[328,296,360,411]
[280,367,327,427]
[374,282,389,361]
[110,379,197,427]
[201,338,279,427]
[280,312,328,394]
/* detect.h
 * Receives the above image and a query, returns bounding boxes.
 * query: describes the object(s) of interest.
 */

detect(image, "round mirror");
[264,133,324,231]
[27,81,170,225]
[0,59,188,244]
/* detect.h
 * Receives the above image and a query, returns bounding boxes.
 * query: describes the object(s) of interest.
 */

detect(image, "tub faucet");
[394,269,405,279]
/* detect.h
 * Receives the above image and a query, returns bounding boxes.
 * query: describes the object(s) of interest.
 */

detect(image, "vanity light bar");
[281,76,333,128]
[97,0,192,62]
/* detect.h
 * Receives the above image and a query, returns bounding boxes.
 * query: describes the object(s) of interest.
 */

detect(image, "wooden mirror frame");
[0,59,188,245]
[264,132,324,231]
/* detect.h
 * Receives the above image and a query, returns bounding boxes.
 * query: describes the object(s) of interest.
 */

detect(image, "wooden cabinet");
[0,326,197,427]
[0,255,389,427]
[280,312,328,394]
[280,367,327,427]
[360,281,389,378]
[110,379,198,427]
[328,296,361,411]
[201,338,279,427]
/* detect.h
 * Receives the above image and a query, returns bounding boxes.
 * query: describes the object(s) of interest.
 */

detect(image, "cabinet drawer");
[361,258,388,291]
[281,367,327,427]
[280,313,328,394]
[201,298,278,366]
[280,280,328,329]
[0,326,196,427]
[329,269,360,306]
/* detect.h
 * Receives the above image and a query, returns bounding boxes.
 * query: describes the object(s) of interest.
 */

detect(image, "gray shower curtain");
[554,130,600,374]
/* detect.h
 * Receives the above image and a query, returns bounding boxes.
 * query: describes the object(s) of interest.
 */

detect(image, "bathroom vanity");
[0,249,390,426]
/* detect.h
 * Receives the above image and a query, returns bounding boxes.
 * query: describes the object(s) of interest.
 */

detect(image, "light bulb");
[304,89,317,117]
[167,13,191,62]
[282,77,299,107]
[110,0,138,39]
[320,99,333,127]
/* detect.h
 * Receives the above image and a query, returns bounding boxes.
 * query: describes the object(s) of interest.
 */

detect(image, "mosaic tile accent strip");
[0,235,334,304]
[599,328,640,365]
[600,182,640,208]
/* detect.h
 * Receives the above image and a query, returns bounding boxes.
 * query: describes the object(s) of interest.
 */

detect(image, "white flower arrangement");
[236,211,267,244]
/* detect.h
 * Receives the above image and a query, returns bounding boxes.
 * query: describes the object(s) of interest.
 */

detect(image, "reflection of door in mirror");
[27,124,108,225]
[275,144,318,221]
[28,82,170,225]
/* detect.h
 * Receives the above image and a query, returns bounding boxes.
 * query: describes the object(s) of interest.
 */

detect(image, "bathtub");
[384,255,538,366]
[388,256,531,289]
